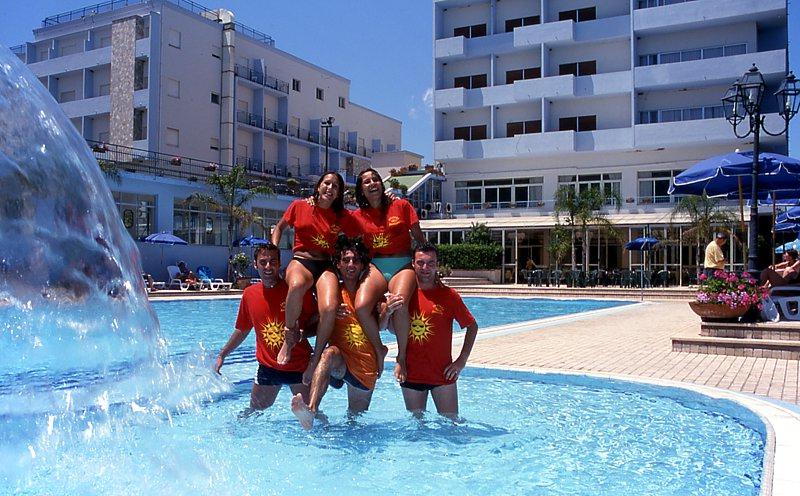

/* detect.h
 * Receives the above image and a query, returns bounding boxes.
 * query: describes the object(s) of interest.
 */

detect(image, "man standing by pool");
[396,242,478,418]
[703,232,727,278]
[291,236,392,429]
[215,243,317,410]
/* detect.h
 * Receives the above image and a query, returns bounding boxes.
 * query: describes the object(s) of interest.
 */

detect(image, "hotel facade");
[10,0,403,278]
[430,0,789,283]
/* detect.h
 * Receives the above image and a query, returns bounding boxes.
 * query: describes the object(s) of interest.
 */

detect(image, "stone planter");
[451,269,502,283]
[688,301,750,322]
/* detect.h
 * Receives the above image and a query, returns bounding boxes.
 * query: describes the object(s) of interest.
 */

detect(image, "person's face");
[337,249,363,283]
[783,252,791,263]
[360,172,383,202]
[716,237,726,246]
[254,249,280,286]
[413,251,438,285]
[317,174,340,205]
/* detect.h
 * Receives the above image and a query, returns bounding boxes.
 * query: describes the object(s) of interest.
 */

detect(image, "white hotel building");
[10,0,403,278]
[430,0,789,282]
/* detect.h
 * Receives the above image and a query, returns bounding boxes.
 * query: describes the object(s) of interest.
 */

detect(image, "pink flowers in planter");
[696,269,767,310]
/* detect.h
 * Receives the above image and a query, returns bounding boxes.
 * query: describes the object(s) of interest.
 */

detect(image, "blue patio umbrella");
[776,238,800,254]
[234,234,269,247]
[774,222,800,233]
[776,207,800,224]
[624,237,660,300]
[141,231,188,267]
[668,151,800,197]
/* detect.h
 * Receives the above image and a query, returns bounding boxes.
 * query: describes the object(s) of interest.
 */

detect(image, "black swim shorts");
[330,369,370,391]
[400,381,443,392]
[293,256,334,282]
[255,364,303,386]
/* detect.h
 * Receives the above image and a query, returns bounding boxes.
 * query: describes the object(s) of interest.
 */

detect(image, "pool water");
[0,297,763,495]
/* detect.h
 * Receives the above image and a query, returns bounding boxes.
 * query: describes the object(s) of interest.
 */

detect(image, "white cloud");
[408,88,434,120]
[422,87,434,108]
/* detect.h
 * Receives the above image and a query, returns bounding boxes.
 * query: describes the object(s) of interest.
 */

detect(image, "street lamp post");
[722,65,799,271]
[321,116,335,172]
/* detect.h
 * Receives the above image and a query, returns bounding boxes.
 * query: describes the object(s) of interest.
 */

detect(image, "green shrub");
[438,243,501,270]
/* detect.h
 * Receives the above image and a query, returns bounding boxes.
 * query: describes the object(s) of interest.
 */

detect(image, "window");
[99,83,111,96]
[638,170,684,203]
[455,177,542,209]
[38,49,48,62]
[559,115,596,132]
[559,7,596,22]
[560,173,621,205]
[173,200,230,246]
[167,78,180,98]
[504,15,540,32]
[99,36,112,48]
[210,137,219,150]
[453,125,487,141]
[316,87,324,100]
[339,96,346,109]
[168,29,181,48]
[559,60,596,76]
[639,105,725,124]
[59,43,78,57]
[724,44,746,56]
[639,43,748,67]
[506,120,541,137]
[454,74,488,89]
[211,92,219,104]
[98,131,109,142]
[506,67,540,84]
[59,90,76,103]
[166,127,179,147]
[453,24,487,38]
[292,78,301,92]
[134,109,147,140]
[113,191,155,240]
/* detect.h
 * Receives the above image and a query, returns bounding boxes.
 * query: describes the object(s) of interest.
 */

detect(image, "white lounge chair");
[166,265,189,291]
[770,285,800,321]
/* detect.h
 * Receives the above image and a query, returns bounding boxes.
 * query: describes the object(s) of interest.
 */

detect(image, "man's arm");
[215,328,251,374]
[443,322,478,381]
[271,217,289,246]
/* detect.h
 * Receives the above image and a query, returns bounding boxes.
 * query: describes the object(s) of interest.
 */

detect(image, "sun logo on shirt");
[344,322,368,348]
[409,311,433,344]
[387,216,401,227]
[431,304,444,315]
[260,321,285,350]
[311,234,330,249]
[371,233,390,249]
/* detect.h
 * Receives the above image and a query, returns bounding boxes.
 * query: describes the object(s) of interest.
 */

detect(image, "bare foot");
[277,325,300,365]
[375,345,388,378]
[302,359,317,386]
[291,393,314,430]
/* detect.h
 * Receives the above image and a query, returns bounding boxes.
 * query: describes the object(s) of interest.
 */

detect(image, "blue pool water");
[0,297,763,495]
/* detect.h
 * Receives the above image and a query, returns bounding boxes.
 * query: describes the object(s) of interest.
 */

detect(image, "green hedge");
[438,243,502,270]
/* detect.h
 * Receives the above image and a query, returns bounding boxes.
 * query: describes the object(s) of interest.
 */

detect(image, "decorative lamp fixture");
[776,71,800,121]
[737,64,765,117]
[721,82,745,126]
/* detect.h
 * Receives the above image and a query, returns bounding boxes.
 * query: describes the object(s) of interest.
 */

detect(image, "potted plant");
[170,156,182,166]
[204,163,218,172]
[689,270,766,321]
[230,252,251,289]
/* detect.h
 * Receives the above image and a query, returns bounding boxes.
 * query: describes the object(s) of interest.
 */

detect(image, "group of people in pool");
[214,168,479,428]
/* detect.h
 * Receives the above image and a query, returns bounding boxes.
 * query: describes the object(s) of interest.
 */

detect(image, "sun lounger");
[770,285,800,321]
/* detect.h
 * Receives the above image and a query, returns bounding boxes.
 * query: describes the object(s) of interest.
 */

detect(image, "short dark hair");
[312,172,345,212]
[787,249,799,261]
[253,242,280,260]
[355,168,389,209]
[334,234,371,266]
[414,242,439,261]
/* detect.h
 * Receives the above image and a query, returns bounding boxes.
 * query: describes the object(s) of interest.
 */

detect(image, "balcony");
[574,71,632,97]
[573,15,630,43]
[234,64,289,94]
[634,0,785,33]
[574,128,633,152]
[514,21,573,48]
[236,156,288,178]
[434,132,575,160]
[435,36,466,60]
[634,49,786,91]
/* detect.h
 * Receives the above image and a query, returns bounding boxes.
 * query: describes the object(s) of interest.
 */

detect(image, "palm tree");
[553,186,621,271]
[547,223,571,270]
[183,164,272,257]
[670,194,736,277]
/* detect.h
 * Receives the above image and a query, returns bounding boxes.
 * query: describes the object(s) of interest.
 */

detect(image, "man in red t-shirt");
[215,243,317,410]
[397,243,478,418]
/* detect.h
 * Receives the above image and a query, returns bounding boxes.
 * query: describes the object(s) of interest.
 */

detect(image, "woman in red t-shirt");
[351,168,426,383]
[271,172,356,381]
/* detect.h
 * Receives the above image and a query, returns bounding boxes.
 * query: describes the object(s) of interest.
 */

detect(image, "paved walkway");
[463,300,800,406]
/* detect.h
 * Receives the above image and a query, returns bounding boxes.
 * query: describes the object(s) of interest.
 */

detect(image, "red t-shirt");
[282,199,357,255]
[405,285,476,386]
[234,279,316,372]
[329,288,378,390]
[352,199,419,256]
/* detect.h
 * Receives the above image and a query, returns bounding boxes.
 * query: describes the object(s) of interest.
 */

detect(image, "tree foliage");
[548,223,572,269]
[670,194,736,275]
[553,186,621,270]
[438,243,502,270]
[464,222,493,245]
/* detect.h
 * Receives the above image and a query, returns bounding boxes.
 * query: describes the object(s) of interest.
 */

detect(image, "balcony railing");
[41,0,275,47]
[234,64,289,94]
[636,0,696,9]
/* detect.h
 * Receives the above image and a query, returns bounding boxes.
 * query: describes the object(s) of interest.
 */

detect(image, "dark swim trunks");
[255,364,303,386]
[400,381,444,392]
[293,256,334,282]
[330,369,370,391]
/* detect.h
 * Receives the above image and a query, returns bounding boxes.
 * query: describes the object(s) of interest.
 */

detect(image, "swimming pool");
[0,297,764,495]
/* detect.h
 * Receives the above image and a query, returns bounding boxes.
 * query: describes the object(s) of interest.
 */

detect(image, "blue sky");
[2,0,798,161]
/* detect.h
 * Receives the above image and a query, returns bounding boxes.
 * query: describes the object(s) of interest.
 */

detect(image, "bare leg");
[430,382,459,419]
[250,383,281,410]
[401,386,428,415]
[288,382,310,404]
[278,260,314,365]
[347,384,374,414]
[303,270,340,385]
[355,264,388,376]
[389,268,416,382]
[292,346,345,430]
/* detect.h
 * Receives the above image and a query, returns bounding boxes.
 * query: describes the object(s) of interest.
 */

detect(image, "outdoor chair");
[549,269,563,287]
[655,270,670,287]
[565,270,583,288]
[618,269,633,288]
[770,285,800,321]
[196,266,232,291]
[166,265,189,291]
[530,269,545,286]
